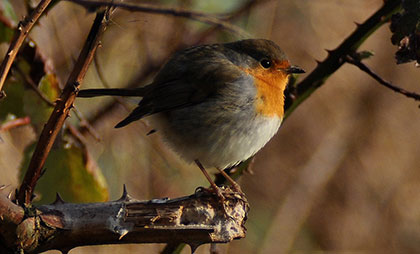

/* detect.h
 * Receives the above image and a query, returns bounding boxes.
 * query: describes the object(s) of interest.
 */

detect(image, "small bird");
[78,39,304,194]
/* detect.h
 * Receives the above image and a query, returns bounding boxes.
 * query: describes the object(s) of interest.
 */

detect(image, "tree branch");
[214,0,402,190]
[285,0,402,117]
[16,9,112,205]
[1,187,248,253]
[65,0,250,38]
[0,0,53,99]
[345,54,420,101]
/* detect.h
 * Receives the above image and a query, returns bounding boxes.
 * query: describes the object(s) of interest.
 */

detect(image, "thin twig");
[17,58,102,141]
[191,0,268,44]
[0,0,53,97]
[93,53,131,110]
[72,107,101,141]
[65,0,250,38]
[14,66,55,107]
[16,9,112,205]
[345,55,420,101]
[0,117,31,132]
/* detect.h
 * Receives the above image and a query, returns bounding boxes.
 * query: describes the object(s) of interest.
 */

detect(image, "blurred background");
[1,0,420,253]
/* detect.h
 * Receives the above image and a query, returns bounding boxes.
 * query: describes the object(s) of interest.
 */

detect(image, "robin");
[78,39,305,195]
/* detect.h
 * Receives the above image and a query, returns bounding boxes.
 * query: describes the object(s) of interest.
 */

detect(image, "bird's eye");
[260,59,272,69]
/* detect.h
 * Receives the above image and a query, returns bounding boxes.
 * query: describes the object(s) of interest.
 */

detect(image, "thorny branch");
[345,54,420,101]
[0,0,413,253]
[0,187,248,253]
[0,0,53,99]
[16,9,112,205]
[284,0,402,117]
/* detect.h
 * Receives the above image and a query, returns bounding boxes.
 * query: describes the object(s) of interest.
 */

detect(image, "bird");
[77,39,305,195]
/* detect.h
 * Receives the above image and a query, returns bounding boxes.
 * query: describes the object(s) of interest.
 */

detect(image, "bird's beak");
[286,65,305,74]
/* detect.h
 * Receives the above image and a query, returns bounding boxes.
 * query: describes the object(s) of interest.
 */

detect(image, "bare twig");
[65,0,250,38]
[1,187,248,253]
[14,66,55,107]
[192,0,269,44]
[0,0,53,97]
[16,9,112,205]
[0,117,31,132]
[345,54,420,101]
[93,53,131,110]
[72,107,101,141]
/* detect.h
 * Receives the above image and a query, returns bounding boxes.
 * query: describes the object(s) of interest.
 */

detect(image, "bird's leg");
[194,159,224,199]
[216,167,242,193]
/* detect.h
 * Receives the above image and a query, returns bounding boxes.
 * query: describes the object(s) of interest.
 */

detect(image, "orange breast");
[242,62,290,117]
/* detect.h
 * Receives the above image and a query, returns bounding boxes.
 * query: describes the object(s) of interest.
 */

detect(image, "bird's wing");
[115,49,244,128]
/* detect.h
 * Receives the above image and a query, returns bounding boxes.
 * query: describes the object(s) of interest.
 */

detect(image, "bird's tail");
[77,87,146,98]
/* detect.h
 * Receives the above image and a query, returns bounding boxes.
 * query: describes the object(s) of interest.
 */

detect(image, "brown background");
[2,0,420,253]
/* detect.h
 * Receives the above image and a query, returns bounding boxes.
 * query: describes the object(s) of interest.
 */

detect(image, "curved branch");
[0,0,53,98]
[345,54,420,101]
[285,0,402,117]
[16,9,112,205]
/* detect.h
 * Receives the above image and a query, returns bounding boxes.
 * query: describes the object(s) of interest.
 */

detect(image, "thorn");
[52,193,66,205]
[122,184,128,198]
[354,21,361,27]
[146,129,156,135]
[7,191,12,199]
[118,229,129,240]
[189,243,200,254]
[0,184,6,190]
[325,49,333,55]
[72,81,80,90]
[117,184,133,201]
[40,168,47,177]
[60,248,71,254]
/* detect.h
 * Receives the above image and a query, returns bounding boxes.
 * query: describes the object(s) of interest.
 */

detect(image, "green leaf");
[0,79,25,121]
[2,0,18,23]
[23,74,59,132]
[21,142,109,204]
[0,23,14,43]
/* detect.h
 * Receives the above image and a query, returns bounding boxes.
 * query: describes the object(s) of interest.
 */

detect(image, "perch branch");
[0,0,53,98]
[65,0,250,38]
[1,187,248,253]
[16,10,112,205]
[345,54,420,101]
